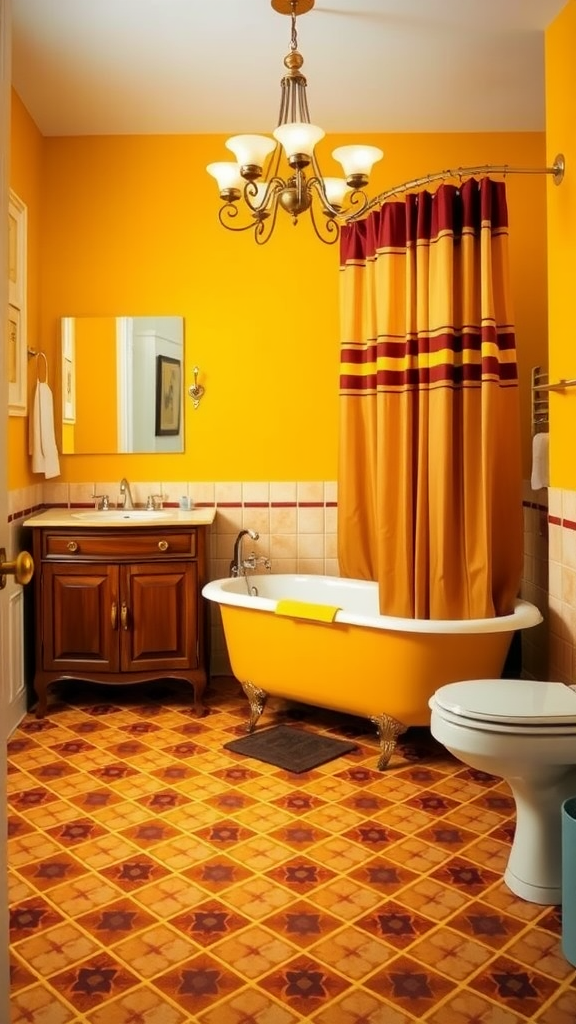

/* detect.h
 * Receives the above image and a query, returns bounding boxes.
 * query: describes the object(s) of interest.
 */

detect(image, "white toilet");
[429,679,576,905]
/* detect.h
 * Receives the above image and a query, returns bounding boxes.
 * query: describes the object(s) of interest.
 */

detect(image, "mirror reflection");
[61,316,184,454]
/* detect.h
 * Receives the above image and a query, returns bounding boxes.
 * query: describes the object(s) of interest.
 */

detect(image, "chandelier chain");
[290,3,298,50]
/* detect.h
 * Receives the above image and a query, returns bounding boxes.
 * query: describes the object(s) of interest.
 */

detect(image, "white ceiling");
[11,0,568,138]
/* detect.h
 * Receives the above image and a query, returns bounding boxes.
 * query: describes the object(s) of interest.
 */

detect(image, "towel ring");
[28,348,48,383]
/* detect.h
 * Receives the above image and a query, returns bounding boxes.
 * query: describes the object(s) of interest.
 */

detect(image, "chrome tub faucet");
[230,530,259,578]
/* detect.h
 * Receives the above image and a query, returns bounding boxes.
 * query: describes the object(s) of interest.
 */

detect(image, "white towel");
[530,431,549,490]
[29,381,61,479]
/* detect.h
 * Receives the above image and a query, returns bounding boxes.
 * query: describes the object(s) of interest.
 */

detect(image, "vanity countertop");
[23,507,217,528]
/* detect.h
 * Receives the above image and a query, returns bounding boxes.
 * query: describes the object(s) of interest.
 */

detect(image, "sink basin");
[72,510,171,523]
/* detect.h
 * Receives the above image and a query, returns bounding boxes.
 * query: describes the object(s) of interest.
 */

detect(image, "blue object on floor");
[562,796,576,966]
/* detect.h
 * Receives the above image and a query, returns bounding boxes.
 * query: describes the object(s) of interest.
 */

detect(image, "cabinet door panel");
[42,564,119,671]
[121,562,197,671]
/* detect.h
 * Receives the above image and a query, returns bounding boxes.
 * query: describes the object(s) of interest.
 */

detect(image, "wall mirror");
[60,315,184,454]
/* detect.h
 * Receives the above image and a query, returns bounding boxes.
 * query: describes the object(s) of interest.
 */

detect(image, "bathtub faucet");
[230,530,259,578]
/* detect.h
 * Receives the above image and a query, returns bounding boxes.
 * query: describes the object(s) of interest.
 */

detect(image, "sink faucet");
[230,529,259,578]
[119,477,135,509]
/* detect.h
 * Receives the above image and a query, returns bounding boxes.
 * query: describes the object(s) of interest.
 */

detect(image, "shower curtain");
[338,177,523,620]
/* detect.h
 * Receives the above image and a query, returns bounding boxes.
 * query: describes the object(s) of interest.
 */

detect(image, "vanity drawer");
[43,530,197,560]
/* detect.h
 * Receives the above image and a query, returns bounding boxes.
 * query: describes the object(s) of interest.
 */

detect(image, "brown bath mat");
[223,725,357,773]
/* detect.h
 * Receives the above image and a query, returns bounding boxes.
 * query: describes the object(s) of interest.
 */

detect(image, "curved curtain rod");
[356,152,565,219]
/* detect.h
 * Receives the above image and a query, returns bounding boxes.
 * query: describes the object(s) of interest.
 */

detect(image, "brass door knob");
[0,548,34,589]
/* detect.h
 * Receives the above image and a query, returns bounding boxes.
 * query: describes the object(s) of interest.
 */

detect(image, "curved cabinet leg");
[241,681,268,733]
[370,713,408,770]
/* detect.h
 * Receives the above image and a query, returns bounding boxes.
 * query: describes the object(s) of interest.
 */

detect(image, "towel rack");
[531,366,550,434]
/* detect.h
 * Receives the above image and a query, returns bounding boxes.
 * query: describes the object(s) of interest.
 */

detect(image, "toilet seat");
[430,679,576,733]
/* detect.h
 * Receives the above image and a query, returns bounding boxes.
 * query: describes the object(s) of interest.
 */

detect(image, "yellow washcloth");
[275,599,341,623]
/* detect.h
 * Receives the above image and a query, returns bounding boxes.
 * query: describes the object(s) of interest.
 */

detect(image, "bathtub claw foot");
[370,714,408,770]
[241,681,269,733]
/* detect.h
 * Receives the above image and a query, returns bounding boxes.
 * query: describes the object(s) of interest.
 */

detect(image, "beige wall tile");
[270,506,297,534]
[298,506,324,534]
[297,481,324,503]
[270,481,297,503]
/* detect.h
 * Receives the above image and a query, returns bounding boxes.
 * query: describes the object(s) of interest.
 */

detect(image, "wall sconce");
[188,366,205,409]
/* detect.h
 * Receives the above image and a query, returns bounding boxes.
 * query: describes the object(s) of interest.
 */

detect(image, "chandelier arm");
[351,157,566,222]
[307,175,338,216]
[218,203,262,233]
[308,198,340,245]
[254,191,282,245]
[244,177,285,213]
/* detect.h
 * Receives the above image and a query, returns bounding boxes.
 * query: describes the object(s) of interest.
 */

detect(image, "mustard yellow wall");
[546,0,576,490]
[9,87,549,486]
[8,92,42,488]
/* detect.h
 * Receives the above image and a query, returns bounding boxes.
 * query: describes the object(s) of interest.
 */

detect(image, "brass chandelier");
[207,0,383,245]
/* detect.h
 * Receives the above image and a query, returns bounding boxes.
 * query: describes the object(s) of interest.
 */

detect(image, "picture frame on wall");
[155,355,181,436]
[7,304,26,414]
[8,190,28,415]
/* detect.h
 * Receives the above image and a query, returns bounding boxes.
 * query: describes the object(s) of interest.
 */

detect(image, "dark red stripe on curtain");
[340,178,509,264]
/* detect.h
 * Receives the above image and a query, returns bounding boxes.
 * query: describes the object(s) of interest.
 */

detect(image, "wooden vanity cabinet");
[29,525,210,718]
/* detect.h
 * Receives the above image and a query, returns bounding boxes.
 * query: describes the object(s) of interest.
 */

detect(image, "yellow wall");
[546,0,576,490]
[8,92,42,486]
[9,89,549,487]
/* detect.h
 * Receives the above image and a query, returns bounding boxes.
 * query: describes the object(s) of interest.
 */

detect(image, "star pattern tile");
[8,675,576,1022]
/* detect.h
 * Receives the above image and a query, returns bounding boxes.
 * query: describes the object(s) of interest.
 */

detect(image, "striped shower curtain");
[338,178,523,619]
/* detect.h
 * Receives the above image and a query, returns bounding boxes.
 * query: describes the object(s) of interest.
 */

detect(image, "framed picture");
[155,354,181,435]
[61,317,76,423]
[8,304,26,414]
[8,190,27,415]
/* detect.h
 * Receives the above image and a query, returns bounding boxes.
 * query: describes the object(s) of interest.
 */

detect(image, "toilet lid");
[431,679,576,725]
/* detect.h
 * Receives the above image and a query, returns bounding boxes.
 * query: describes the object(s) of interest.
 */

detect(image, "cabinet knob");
[121,602,129,630]
[67,541,78,553]
[158,540,169,552]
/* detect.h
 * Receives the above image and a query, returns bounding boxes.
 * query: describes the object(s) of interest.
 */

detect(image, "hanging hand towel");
[29,381,61,479]
[530,431,549,490]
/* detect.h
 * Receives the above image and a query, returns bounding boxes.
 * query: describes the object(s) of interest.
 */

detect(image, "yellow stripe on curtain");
[338,178,522,620]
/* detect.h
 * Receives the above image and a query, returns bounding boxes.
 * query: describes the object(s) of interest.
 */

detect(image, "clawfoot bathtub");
[202,575,542,769]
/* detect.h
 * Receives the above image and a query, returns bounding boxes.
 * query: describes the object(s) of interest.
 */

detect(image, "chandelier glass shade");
[206,0,383,245]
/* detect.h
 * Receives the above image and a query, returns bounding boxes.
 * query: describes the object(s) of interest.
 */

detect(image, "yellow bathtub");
[202,574,543,769]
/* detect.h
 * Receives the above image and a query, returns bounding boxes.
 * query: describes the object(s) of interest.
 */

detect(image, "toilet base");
[504,865,560,905]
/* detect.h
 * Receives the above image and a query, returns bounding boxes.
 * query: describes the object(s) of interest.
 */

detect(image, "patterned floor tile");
[355,899,438,949]
[10,982,80,1023]
[364,951,457,1014]
[98,853,171,891]
[469,954,561,1016]
[86,984,189,1024]
[8,677,576,1021]
[211,924,297,978]
[49,951,140,1013]
[168,899,251,947]
[183,854,252,893]
[449,900,529,949]
[258,952,350,1015]
[15,850,89,891]
[261,897,343,948]
[76,896,159,944]
[152,951,245,1014]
